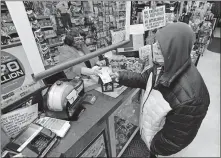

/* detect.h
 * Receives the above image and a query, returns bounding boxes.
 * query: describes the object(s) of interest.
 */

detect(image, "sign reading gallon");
[1,51,25,86]
[1,48,44,109]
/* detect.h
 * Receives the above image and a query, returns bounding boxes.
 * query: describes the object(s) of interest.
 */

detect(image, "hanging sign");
[143,6,166,31]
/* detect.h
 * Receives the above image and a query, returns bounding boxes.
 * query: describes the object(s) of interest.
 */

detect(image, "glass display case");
[77,130,109,158]
[108,88,141,157]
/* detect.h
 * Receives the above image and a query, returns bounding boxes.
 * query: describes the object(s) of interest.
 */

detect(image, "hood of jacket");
[155,22,195,87]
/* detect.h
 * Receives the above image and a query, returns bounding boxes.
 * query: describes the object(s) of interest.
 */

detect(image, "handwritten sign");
[143,6,166,31]
[1,104,38,138]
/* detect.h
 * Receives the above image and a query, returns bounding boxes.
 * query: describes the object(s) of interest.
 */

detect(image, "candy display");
[109,55,144,73]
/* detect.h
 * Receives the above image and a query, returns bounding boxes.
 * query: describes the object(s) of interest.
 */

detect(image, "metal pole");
[33,40,130,81]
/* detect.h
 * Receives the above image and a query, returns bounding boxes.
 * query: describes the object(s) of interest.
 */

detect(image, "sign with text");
[1,46,44,109]
[1,51,25,88]
[143,6,166,31]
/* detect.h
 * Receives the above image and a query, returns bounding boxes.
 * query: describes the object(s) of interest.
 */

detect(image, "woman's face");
[73,36,84,49]
[152,41,164,66]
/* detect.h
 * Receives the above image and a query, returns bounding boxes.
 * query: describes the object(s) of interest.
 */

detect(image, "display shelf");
[48,42,63,48]
[7,30,18,35]
[1,41,22,49]
[2,19,13,23]
[44,34,57,39]
[40,26,54,29]
[36,16,50,20]
[1,8,8,11]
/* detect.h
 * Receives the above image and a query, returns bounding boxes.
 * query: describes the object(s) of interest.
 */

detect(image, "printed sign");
[1,51,26,93]
[143,6,166,31]
[111,30,126,45]
[1,46,44,109]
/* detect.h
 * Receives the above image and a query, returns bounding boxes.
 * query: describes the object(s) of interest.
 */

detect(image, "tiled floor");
[179,43,220,156]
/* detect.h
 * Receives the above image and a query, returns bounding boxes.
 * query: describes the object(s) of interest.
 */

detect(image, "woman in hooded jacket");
[111,22,210,157]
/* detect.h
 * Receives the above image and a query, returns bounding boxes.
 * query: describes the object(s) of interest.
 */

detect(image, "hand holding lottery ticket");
[98,67,113,84]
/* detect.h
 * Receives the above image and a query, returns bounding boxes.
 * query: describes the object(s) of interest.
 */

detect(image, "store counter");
[48,87,141,157]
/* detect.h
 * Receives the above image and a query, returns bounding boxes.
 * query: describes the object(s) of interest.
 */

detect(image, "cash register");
[42,73,86,121]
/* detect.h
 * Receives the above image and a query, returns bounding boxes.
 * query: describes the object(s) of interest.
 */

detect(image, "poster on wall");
[1,46,44,109]
[143,5,166,31]
[77,130,108,157]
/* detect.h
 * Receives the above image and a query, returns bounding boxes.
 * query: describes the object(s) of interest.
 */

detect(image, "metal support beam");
[33,40,130,81]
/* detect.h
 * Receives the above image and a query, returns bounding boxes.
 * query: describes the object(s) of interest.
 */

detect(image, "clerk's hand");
[92,66,102,76]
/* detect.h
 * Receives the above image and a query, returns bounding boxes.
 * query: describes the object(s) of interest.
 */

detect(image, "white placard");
[139,45,152,60]
[66,89,78,104]
[111,30,126,45]
[1,104,38,138]
[133,34,144,50]
[143,6,166,31]
[130,24,145,34]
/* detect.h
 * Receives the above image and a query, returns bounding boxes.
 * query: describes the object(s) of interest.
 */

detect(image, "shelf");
[45,34,57,39]
[1,8,8,11]
[2,19,13,23]
[40,26,54,29]
[1,41,22,49]
[48,42,63,48]
[36,16,50,20]
[8,30,18,35]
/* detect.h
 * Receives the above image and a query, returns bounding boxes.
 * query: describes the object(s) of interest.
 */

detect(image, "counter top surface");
[50,87,136,155]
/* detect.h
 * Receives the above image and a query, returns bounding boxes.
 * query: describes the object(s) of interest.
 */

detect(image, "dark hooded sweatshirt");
[118,22,210,156]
